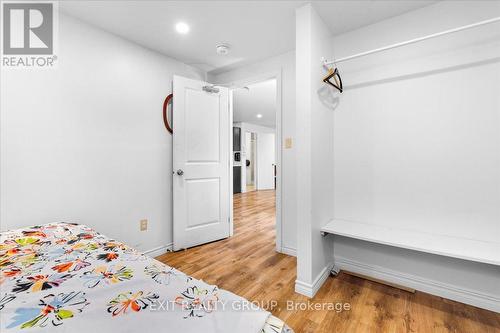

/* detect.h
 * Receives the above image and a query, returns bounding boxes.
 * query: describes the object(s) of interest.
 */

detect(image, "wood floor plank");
[156,190,500,333]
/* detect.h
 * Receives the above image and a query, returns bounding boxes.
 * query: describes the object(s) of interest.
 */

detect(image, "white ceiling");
[61,1,436,75]
[233,79,277,128]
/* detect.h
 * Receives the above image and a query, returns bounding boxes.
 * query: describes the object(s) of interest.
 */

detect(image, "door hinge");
[203,85,220,93]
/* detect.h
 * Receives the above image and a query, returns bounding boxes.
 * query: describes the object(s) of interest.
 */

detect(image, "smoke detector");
[216,44,230,55]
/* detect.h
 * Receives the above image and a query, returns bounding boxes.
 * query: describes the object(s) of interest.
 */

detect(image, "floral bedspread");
[0,223,289,332]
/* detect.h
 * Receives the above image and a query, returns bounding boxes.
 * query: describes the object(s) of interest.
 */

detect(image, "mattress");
[0,223,292,333]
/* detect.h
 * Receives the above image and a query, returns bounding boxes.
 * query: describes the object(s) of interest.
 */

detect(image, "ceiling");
[61,1,436,75]
[233,79,277,128]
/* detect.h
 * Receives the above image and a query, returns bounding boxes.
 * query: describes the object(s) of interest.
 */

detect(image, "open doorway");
[231,77,281,251]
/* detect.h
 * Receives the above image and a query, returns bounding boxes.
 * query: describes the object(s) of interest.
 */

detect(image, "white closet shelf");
[321,219,500,266]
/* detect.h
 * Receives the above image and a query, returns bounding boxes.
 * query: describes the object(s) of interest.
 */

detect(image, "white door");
[173,75,230,251]
[257,133,276,190]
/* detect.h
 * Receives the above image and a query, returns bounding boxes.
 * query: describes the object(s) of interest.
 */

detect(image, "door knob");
[176,169,184,176]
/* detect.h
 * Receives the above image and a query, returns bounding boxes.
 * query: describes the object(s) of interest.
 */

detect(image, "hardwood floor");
[246,184,256,192]
[157,190,500,333]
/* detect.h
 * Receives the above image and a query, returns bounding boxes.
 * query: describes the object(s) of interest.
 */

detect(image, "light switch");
[140,219,148,231]
[284,137,292,149]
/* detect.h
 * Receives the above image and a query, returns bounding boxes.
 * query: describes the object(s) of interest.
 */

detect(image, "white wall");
[328,1,500,311]
[294,4,334,297]
[0,14,205,255]
[212,53,297,254]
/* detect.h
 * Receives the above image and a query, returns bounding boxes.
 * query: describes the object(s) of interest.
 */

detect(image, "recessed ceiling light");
[256,114,263,118]
[175,22,190,34]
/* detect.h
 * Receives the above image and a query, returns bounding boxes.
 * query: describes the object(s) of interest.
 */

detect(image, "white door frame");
[227,70,283,252]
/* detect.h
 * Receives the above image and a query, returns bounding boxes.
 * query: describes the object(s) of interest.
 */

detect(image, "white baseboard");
[143,243,173,258]
[335,256,500,313]
[280,246,296,257]
[295,263,333,298]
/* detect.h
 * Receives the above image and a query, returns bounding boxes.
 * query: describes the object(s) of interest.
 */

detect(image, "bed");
[0,223,292,332]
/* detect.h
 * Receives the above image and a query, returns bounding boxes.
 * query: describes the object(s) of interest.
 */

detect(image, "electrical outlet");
[284,137,292,149]
[140,219,148,231]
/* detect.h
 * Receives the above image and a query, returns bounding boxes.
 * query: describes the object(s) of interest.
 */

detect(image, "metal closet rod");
[323,16,500,65]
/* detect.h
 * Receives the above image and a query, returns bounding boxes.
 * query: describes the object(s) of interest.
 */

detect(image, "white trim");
[295,263,333,298]
[280,246,297,257]
[335,257,500,313]
[294,280,314,297]
[226,70,283,252]
[142,243,173,258]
